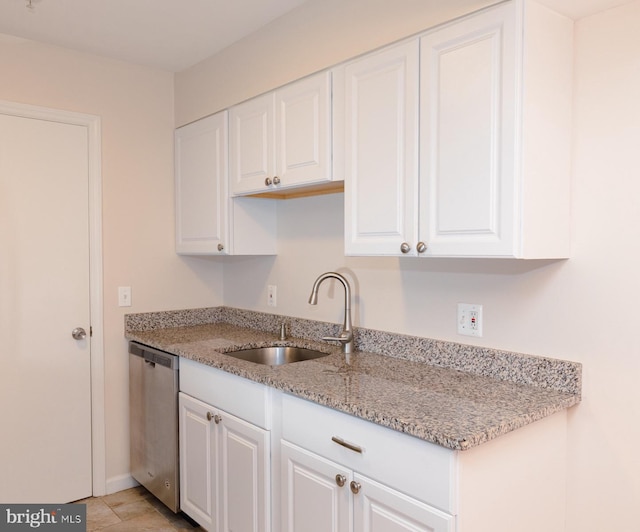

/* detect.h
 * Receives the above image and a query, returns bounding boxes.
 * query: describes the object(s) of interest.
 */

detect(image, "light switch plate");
[118,286,132,307]
[267,285,277,307]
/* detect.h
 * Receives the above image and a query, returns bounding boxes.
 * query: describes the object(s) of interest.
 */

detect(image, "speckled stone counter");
[125,307,581,451]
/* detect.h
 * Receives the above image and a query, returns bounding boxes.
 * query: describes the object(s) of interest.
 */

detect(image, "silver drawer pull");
[331,436,363,454]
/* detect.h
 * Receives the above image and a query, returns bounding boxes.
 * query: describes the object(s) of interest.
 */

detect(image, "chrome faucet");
[308,272,354,354]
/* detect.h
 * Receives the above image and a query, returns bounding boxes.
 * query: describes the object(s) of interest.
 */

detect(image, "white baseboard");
[105,474,139,495]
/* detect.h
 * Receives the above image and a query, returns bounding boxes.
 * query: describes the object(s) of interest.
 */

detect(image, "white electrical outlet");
[118,286,132,307]
[457,303,482,337]
[267,285,277,307]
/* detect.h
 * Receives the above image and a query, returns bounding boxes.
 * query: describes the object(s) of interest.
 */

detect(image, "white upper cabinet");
[229,93,275,195]
[420,4,518,257]
[175,111,277,256]
[345,0,572,258]
[230,70,337,196]
[276,71,333,189]
[175,112,228,255]
[341,40,420,256]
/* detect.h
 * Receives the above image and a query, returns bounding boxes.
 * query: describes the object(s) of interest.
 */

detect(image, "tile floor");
[77,486,202,531]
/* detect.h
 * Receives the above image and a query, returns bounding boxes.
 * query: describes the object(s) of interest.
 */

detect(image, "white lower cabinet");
[279,392,568,532]
[281,441,453,532]
[178,359,568,532]
[179,392,270,532]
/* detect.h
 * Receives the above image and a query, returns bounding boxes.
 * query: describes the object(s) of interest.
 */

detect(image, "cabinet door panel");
[219,412,271,532]
[353,474,454,532]
[175,112,228,254]
[420,4,516,256]
[276,71,333,188]
[281,441,351,532]
[344,40,419,256]
[179,393,216,530]
[230,92,276,195]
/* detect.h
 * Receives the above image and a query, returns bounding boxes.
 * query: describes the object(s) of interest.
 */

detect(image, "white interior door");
[0,112,93,503]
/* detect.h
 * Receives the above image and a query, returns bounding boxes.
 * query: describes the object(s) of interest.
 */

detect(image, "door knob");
[350,481,361,494]
[71,327,87,340]
[416,241,427,253]
[400,242,411,254]
[335,474,346,487]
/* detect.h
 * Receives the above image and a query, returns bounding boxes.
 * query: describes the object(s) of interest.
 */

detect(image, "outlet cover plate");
[457,303,482,337]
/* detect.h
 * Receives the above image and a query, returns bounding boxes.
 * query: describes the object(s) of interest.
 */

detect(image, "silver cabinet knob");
[206,412,213,421]
[400,242,411,254]
[273,176,281,185]
[214,414,222,424]
[217,243,224,252]
[416,241,427,254]
[71,327,86,340]
[265,177,273,186]
[335,474,346,487]
[350,481,361,494]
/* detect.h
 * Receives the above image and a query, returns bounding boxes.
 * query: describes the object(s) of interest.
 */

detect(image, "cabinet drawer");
[281,393,455,513]
[180,358,271,429]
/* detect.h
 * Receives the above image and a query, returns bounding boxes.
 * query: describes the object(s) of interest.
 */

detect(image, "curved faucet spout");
[308,272,354,354]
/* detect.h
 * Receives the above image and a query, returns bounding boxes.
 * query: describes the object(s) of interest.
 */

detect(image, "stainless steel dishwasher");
[129,341,180,512]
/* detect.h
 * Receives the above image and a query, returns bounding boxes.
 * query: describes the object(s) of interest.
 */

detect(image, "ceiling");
[0,0,634,72]
[0,0,311,72]
[537,0,634,18]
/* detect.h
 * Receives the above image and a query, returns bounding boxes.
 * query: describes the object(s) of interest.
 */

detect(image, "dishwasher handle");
[129,341,179,370]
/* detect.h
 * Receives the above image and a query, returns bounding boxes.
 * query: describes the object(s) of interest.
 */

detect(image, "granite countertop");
[125,309,581,451]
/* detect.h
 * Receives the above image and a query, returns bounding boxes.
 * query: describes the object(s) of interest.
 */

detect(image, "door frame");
[0,99,106,496]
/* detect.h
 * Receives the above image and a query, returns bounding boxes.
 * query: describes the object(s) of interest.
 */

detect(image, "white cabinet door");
[419,3,516,257]
[419,0,571,258]
[353,474,454,532]
[219,412,271,532]
[229,92,276,195]
[175,111,228,255]
[281,441,351,532]
[275,71,333,190]
[179,392,271,532]
[231,71,335,196]
[175,111,277,256]
[343,39,420,256]
[179,392,216,530]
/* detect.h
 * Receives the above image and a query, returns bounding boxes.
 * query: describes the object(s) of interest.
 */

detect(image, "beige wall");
[175,0,497,126]
[177,0,640,530]
[0,35,224,491]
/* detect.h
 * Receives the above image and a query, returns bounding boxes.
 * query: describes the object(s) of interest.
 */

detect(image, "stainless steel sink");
[224,346,329,366]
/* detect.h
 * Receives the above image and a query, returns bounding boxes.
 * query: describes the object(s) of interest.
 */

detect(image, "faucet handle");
[322,330,354,350]
[322,334,351,342]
